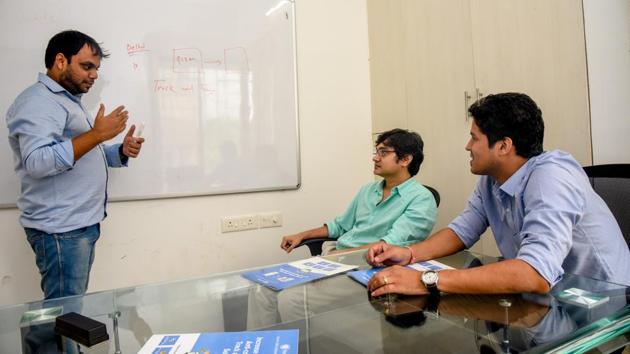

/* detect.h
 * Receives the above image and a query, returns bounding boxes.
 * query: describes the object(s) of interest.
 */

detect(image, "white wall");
[584,0,630,164]
[0,0,373,306]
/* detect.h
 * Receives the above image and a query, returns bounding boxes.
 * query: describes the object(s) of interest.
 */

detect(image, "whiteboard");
[0,0,300,207]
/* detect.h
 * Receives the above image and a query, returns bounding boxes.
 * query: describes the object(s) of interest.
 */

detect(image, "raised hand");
[92,104,128,142]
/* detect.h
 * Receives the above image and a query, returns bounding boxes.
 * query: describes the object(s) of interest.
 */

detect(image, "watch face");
[422,271,438,285]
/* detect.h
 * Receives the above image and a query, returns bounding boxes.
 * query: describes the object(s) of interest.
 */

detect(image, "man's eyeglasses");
[373,148,396,158]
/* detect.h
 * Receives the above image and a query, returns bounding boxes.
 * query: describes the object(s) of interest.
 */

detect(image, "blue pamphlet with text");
[242,257,358,291]
[138,329,299,354]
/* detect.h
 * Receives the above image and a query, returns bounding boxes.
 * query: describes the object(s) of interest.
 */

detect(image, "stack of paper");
[556,287,610,309]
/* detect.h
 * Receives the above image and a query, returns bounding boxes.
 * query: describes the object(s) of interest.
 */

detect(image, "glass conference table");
[1,250,629,353]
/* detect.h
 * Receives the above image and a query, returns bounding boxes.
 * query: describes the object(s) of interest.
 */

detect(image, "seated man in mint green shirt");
[280,128,437,255]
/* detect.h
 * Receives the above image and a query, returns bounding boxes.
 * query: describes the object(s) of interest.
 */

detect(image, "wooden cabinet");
[368,0,591,254]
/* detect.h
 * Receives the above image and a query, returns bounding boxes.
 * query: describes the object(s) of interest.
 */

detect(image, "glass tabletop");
[1,250,629,353]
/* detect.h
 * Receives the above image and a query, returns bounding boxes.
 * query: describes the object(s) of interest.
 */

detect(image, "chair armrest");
[297,237,335,256]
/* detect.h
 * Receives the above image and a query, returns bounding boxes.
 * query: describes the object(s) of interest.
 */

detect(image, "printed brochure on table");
[242,257,358,291]
[138,329,299,354]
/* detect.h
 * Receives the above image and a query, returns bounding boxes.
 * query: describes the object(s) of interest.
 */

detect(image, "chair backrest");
[583,164,630,248]
[423,185,440,207]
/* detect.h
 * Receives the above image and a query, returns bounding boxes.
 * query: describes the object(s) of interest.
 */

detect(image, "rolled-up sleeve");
[326,188,362,239]
[516,167,584,287]
[381,189,437,246]
[103,144,127,167]
[448,182,489,248]
[8,97,75,179]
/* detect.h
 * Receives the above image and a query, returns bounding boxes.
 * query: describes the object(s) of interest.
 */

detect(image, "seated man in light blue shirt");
[281,128,438,255]
[5,30,145,299]
[367,93,630,296]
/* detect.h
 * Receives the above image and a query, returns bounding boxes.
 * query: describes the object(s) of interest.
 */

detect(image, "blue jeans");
[25,224,100,300]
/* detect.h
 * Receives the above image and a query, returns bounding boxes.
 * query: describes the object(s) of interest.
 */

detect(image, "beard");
[59,69,90,95]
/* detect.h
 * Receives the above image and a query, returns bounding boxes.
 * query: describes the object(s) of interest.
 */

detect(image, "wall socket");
[260,212,283,228]
[221,212,283,233]
[221,214,259,233]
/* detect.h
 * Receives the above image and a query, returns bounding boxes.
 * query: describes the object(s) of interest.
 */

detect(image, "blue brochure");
[242,257,358,291]
[348,260,453,286]
[138,329,299,354]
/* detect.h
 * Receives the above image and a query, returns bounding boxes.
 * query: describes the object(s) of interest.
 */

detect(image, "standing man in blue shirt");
[367,93,630,296]
[280,128,438,255]
[6,30,145,299]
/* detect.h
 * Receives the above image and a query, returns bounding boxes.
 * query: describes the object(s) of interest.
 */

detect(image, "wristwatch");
[421,270,440,296]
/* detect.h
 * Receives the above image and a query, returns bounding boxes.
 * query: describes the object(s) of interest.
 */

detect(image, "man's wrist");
[118,145,129,162]
[405,246,416,265]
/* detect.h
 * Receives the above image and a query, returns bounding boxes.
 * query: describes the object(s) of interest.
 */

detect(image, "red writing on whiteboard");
[172,48,202,73]
[153,80,215,95]
[176,55,197,65]
[127,43,150,56]
[153,80,176,93]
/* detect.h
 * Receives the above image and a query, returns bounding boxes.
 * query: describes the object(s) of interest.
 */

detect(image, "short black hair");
[468,92,544,158]
[45,30,109,69]
[375,128,424,176]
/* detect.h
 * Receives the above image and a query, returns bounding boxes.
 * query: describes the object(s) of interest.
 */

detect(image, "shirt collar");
[375,177,416,197]
[499,157,537,197]
[38,72,83,102]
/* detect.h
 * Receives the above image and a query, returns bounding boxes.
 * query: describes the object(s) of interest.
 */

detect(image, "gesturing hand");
[92,104,128,142]
[122,125,145,158]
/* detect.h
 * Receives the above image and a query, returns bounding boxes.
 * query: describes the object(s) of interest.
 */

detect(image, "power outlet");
[260,212,283,228]
[221,214,259,233]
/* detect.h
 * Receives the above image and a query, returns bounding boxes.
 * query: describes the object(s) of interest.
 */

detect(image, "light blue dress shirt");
[449,150,630,287]
[326,178,437,249]
[6,73,126,233]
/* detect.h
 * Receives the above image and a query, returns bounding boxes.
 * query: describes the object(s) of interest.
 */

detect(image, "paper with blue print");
[242,257,358,291]
[139,329,299,354]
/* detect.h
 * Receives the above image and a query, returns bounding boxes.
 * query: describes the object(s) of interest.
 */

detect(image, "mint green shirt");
[326,178,437,249]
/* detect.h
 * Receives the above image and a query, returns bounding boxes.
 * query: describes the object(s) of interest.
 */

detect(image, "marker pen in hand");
[136,122,146,138]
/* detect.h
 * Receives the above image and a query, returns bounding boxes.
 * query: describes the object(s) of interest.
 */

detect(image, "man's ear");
[54,53,68,71]
[497,137,515,156]
[399,154,412,167]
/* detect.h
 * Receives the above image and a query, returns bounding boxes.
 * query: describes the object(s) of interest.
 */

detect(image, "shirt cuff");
[517,251,561,288]
[325,222,340,239]
[104,144,127,167]
[447,222,476,248]
[56,139,75,168]
[118,145,129,165]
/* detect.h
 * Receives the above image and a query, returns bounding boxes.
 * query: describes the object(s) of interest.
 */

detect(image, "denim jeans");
[25,224,100,300]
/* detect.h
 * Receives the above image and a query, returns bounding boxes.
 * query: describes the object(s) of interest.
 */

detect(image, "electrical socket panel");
[221,212,283,233]
[221,214,259,233]
[260,212,283,228]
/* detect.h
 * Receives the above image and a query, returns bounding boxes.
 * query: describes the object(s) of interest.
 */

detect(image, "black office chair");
[296,184,441,256]
[583,164,630,248]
